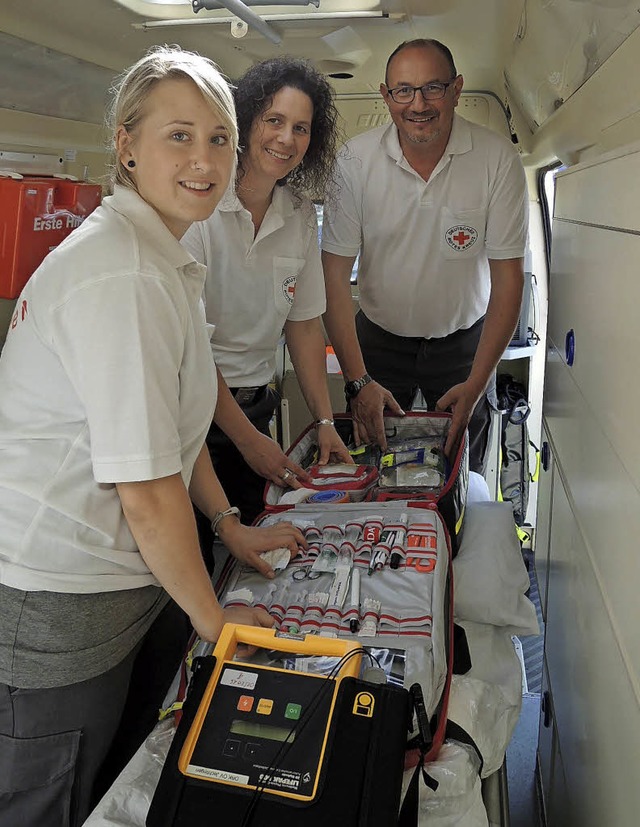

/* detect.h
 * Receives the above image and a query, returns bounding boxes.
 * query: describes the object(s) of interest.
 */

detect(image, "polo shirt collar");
[218,180,296,219]
[383,113,473,166]
[105,185,195,270]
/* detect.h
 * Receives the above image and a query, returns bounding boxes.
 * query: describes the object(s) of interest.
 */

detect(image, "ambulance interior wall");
[0,107,109,346]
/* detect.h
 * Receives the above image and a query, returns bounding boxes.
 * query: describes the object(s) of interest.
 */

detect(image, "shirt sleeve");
[286,199,327,322]
[50,272,188,483]
[485,145,529,260]
[321,149,363,258]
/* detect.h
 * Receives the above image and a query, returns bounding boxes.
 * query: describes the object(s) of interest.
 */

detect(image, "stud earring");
[127,159,136,168]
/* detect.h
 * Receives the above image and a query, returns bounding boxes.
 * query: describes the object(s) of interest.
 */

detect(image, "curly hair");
[234,56,340,196]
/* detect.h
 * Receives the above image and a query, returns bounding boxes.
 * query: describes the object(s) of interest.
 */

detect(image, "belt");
[230,385,267,407]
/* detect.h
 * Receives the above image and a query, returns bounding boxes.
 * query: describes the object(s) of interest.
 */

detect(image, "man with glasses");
[322,39,527,472]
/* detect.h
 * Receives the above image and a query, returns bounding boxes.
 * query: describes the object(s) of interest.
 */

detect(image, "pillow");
[467,470,491,503]
[453,502,539,635]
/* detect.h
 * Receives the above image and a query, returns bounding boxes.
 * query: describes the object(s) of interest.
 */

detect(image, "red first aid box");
[0,176,102,299]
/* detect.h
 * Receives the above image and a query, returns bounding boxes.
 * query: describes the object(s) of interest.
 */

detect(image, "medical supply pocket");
[440,207,486,260]
[368,413,469,554]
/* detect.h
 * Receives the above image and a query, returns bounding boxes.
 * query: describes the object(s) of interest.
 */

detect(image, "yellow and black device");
[147,624,410,827]
[177,624,362,801]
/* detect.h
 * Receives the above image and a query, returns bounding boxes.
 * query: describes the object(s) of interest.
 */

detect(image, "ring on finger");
[281,468,293,482]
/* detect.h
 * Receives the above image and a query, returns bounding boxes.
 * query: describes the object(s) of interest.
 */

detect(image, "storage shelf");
[502,343,537,360]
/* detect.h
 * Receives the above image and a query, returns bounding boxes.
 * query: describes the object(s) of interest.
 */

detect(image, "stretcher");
[86,473,539,827]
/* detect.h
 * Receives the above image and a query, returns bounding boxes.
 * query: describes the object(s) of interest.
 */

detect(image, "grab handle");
[565,329,575,366]
[215,623,362,677]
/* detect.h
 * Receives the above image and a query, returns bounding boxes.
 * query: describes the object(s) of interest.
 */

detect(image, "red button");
[237,695,254,712]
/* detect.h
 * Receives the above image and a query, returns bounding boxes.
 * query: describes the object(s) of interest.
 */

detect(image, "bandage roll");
[306,489,350,504]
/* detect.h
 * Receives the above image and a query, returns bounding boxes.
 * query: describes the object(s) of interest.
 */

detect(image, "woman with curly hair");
[183,56,352,540]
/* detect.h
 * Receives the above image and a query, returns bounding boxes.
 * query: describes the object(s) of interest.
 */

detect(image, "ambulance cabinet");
[537,144,640,825]
[0,177,101,299]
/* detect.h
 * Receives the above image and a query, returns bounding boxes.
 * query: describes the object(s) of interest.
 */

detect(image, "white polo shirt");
[322,114,528,338]
[182,184,326,386]
[0,186,216,593]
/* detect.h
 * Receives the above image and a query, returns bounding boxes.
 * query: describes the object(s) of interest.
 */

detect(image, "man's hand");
[317,424,354,465]
[239,430,310,488]
[350,381,405,449]
[217,518,306,579]
[436,380,483,459]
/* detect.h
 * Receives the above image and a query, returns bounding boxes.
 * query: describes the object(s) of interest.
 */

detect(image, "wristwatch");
[210,506,241,536]
[344,373,373,400]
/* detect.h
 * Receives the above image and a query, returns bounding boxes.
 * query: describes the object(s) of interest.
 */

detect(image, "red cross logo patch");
[282,276,297,304]
[445,224,478,252]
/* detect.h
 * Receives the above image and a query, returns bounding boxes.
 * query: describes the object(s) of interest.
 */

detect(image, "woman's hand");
[192,604,275,644]
[240,430,310,488]
[217,517,306,578]
[316,423,354,466]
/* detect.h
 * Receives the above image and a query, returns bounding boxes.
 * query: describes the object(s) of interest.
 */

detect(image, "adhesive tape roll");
[306,490,350,504]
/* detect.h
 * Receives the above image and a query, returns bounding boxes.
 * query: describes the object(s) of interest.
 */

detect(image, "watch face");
[345,375,370,398]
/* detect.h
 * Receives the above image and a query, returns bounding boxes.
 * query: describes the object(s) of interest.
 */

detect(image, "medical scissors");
[291,565,322,582]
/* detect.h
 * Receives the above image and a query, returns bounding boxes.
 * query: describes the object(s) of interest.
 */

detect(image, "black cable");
[240,646,377,826]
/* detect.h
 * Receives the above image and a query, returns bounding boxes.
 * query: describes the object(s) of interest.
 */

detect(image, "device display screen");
[230,720,295,743]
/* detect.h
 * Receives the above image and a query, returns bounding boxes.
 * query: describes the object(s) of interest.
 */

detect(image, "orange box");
[0,177,102,299]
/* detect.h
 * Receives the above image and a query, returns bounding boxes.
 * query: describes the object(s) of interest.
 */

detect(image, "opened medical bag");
[264,412,469,553]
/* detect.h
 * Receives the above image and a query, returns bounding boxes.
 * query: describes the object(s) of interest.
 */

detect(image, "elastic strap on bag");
[397,750,438,827]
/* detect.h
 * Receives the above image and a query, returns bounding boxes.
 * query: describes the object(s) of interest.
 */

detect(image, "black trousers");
[195,386,280,569]
[355,310,494,474]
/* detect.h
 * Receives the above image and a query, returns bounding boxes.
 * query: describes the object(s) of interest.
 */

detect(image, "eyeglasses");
[386,79,457,104]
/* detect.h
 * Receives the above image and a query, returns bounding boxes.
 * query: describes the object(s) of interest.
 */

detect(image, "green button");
[284,702,302,720]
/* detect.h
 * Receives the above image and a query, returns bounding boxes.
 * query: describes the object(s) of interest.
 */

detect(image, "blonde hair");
[105,45,238,193]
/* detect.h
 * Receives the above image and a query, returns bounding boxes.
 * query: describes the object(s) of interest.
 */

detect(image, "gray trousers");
[0,598,190,827]
[0,647,139,827]
[355,310,495,473]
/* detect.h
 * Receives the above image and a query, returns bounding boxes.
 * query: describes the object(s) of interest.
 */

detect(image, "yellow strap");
[158,700,183,721]
[497,446,504,502]
[531,449,541,483]
[455,504,466,535]
[517,525,531,544]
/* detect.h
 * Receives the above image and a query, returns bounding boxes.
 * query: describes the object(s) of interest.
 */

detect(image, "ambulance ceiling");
[1,0,639,141]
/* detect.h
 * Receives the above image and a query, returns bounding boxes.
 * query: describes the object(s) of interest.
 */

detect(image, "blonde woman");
[0,46,303,826]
